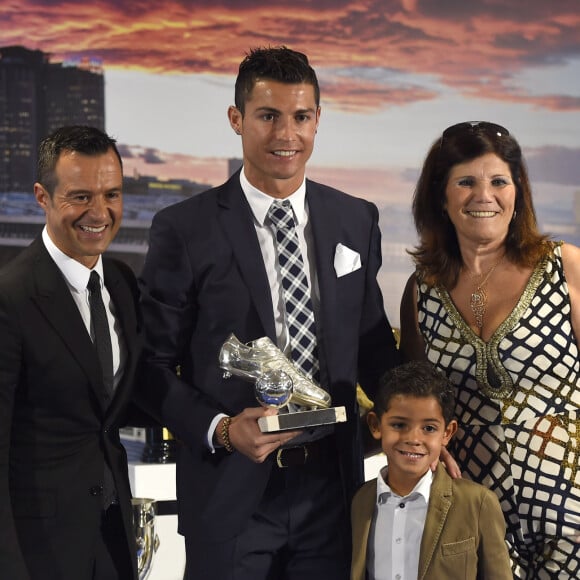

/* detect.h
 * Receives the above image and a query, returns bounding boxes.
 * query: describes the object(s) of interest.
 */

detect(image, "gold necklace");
[467,257,504,329]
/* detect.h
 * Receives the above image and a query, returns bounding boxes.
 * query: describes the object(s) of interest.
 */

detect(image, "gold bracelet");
[221,416,234,453]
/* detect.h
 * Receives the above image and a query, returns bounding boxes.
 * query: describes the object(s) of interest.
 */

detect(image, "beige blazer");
[351,463,512,580]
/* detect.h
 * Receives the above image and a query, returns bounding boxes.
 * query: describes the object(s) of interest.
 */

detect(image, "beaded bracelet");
[221,416,234,453]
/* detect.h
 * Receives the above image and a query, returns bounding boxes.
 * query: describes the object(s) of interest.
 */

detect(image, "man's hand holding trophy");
[219,333,346,432]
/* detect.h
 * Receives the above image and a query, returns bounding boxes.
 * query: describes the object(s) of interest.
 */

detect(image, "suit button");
[89,485,104,496]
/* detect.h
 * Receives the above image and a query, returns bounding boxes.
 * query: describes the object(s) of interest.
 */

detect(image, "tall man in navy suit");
[140,47,399,580]
[0,126,142,579]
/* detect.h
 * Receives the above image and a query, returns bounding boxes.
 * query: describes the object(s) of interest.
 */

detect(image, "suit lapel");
[217,175,276,340]
[103,259,138,417]
[215,177,345,350]
[306,183,340,375]
[418,464,452,580]
[351,481,376,580]
[29,239,109,409]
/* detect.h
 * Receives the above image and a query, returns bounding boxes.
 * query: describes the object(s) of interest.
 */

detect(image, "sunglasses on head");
[441,121,510,141]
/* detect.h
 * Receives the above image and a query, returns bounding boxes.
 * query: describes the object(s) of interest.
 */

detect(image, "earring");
[512,210,517,221]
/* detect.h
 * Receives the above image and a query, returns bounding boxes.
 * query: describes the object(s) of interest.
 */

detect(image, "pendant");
[470,286,487,328]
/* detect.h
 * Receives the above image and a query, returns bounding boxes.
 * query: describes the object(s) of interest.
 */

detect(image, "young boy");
[351,360,511,580]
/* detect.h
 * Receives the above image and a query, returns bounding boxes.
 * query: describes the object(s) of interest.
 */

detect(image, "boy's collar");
[376,465,433,503]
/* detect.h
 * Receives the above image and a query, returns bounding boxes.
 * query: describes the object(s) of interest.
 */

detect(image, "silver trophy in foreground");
[132,498,160,580]
[219,333,346,432]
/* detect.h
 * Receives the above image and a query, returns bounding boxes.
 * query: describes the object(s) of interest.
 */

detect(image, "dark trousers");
[185,446,350,580]
[93,504,134,580]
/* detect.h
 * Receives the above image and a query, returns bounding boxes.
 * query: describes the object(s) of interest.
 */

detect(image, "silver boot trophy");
[219,333,346,432]
[132,498,160,580]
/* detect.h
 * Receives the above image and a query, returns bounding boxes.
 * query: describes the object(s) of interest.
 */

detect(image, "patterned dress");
[417,244,580,579]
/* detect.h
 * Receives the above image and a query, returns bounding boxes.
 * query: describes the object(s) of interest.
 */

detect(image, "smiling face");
[368,395,457,496]
[444,152,516,248]
[228,79,320,198]
[34,148,123,268]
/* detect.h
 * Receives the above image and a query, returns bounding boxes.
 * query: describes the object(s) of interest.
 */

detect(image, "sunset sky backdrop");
[2,0,579,320]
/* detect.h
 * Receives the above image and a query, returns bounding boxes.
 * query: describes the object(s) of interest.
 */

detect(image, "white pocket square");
[334,243,361,278]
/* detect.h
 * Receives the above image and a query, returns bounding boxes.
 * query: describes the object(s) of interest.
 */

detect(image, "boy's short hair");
[374,360,456,424]
[234,46,320,115]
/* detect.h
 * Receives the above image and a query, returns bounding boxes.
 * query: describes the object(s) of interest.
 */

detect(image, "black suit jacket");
[0,237,142,580]
[140,172,398,542]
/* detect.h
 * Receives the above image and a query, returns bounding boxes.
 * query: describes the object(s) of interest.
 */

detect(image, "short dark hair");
[374,360,456,425]
[234,46,320,115]
[37,125,122,196]
[410,122,551,288]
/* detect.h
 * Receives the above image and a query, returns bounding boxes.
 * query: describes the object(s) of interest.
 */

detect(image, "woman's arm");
[561,243,580,349]
[399,273,427,362]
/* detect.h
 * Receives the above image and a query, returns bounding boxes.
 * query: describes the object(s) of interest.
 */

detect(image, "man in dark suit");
[140,47,399,580]
[0,126,142,579]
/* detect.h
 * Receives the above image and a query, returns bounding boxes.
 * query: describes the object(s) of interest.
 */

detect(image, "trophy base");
[258,406,347,432]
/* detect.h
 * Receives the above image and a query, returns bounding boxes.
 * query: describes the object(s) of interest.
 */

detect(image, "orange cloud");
[1,0,579,112]
[320,75,437,111]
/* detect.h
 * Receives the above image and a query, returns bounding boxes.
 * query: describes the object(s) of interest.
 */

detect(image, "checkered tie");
[268,200,319,382]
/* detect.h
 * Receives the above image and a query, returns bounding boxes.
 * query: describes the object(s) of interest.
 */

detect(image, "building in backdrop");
[0,45,105,194]
[0,44,215,272]
[1,39,578,326]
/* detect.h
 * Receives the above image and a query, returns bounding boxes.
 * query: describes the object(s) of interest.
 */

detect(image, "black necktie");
[87,271,114,397]
[87,270,117,508]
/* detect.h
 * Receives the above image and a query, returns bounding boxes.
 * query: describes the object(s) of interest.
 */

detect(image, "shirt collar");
[376,465,433,504]
[42,226,104,293]
[239,167,307,227]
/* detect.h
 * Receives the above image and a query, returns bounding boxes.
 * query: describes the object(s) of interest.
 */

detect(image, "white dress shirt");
[207,168,322,449]
[367,466,433,580]
[42,227,125,387]
[239,168,321,355]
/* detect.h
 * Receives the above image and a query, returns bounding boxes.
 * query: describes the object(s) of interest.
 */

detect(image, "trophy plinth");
[258,406,347,432]
[219,334,346,432]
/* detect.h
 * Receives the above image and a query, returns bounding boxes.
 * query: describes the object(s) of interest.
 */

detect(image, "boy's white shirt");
[367,466,433,580]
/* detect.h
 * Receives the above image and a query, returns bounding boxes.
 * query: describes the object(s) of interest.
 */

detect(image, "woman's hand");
[432,446,462,478]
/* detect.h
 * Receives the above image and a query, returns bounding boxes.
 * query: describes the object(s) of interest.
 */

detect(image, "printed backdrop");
[2,0,579,324]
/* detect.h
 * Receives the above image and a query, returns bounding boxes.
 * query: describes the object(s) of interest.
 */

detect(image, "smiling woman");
[399,121,580,579]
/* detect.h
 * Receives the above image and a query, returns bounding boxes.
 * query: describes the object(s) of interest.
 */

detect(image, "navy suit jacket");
[0,237,142,580]
[140,171,398,541]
